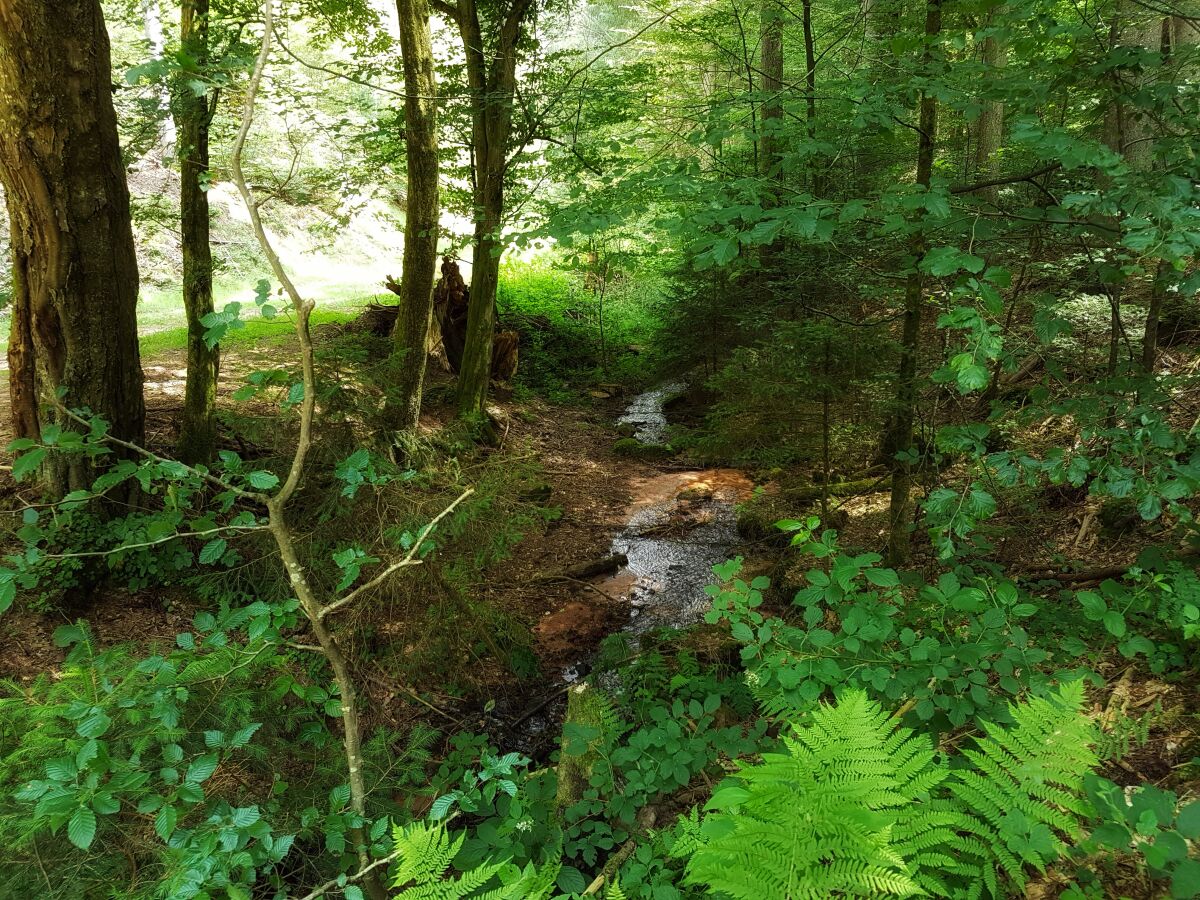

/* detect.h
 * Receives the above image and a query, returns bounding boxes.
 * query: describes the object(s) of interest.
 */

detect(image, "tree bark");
[0,0,145,495]
[759,0,783,179]
[174,0,220,463]
[452,0,533,418]
[972,17,1006,202]
[885,0,941,566]
[391,0,441,431]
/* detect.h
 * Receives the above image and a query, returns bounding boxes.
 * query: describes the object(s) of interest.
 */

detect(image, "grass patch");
[138,278,387,356]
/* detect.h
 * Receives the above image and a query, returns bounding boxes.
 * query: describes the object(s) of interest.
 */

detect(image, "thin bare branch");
[291,848,403,900]
[318,488,474,619]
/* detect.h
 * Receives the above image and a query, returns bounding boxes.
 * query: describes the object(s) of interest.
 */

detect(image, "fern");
[683,684,1098,899]
[390,821,558,900]
[684,690,929,899]
[603,876,628,899]
[946,680,1098,894]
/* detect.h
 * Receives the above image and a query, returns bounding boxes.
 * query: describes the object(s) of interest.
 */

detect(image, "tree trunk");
[0,0,145,495]
[1103,3,1166,377]
[454,0,531,418]
[391,0,440,431]
[972,18,1006,202]
[174,0,219,463]
[885,0,941,566]
[759,0,783,179]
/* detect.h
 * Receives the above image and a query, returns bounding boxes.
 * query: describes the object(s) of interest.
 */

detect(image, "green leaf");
[1176,801,1200,839]
[52,624,87,647]
[199,538,227,565]
[155,804,178,841]
[67,805,97,849]
[76,708,112,738]
[230,806,261,828]
[923,246,986,277]
[247,470,280,490]
[11,447,47,482]
[185,753,219,784]
[1078,591,1107,620]
[1102,610,1126,638]
[75,740,99,771]
[91,792,120,816]
[865,567,899,587]
[1172,859,1200,899]
[557,866,587,894]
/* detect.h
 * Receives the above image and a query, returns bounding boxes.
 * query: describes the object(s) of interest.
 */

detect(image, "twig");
[55,403,266,503]
[317,488,474,619]
[39,525,266,559]
[292,848,402,900]
[541,575,624,604]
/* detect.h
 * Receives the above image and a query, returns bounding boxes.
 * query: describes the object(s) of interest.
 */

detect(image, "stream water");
[506,385,751,753]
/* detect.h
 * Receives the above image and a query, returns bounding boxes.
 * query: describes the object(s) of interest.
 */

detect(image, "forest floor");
[2,314,1199,876]
[0,327,668,707]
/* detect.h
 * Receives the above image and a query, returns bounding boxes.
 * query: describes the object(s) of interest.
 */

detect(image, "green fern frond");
[685,689,930,899]
[682,684,1098,899]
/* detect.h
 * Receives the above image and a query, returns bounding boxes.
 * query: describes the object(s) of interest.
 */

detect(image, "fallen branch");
[535,553,628,581]
[1018,547,1199,585]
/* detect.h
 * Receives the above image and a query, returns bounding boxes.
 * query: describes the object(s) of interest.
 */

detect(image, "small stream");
[616,380,686,444]
[598,467,751,635]
[506,384,751,753]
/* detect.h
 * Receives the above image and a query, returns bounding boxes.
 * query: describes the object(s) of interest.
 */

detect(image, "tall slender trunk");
[142,0,177,159]
[391,0,440,431]
[759,0,783,180]
[801,0,818,191]
[885,0,941,566]
[1141,18,1193,372]
[0,0,145,495]
[1103,2,1165,377]
[972,16,1006,202]
[454,0,531,418]
[175,0,219,463]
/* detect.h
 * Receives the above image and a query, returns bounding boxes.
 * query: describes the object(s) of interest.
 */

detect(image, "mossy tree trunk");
[390,0,441,431]
[174,0,220,463]
[438,0,534,419]
[0,0,145,495]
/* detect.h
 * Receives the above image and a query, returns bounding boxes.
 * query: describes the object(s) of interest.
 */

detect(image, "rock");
[1099,497,1139,538]
[615,422,637,438]
[677,482,714,502]
[519,482,553,503]
[589,390,612,399]
[613,438,674,460]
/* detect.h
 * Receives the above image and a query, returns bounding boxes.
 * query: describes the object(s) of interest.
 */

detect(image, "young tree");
[885,0,942,566]
[174,0,221,462]
[432,0,537,418]
[143,0,179,159]
[0,0,145,494]
[390,0,441,431]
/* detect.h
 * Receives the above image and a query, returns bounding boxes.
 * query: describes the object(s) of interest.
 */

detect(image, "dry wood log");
[536,553,629,581]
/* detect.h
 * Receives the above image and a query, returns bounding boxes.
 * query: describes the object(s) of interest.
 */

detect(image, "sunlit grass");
[136,276,388,356]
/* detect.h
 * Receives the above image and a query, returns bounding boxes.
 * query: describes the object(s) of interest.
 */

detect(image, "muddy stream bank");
[504,385,753,755]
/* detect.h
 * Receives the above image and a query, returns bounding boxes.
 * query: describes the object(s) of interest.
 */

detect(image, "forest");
[0,0,1199,896]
